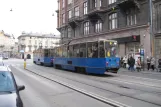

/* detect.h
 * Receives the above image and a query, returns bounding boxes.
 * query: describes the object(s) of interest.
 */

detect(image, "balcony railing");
[117,0,140,10]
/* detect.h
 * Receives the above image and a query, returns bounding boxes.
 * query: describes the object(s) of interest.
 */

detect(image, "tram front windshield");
[105,41,118,57]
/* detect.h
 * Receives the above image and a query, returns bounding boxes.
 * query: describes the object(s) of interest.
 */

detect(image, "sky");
[0,0,60,38]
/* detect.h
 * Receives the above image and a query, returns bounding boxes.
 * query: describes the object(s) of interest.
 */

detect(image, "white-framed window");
[35,40,37,45]
[68,0,72,4]
[62,13,65,24]
[109,13,117,29]
[95,20,103,32]
[68,10,72,19]
[109,0,117,4]
[83,2,88,15]
[84,21,89,35]
[126,9,137,26]
[74,6,79,17]
[67,27,72,38]
[94,0,97,8]
[62,0,65,8]
[99,0,102,7]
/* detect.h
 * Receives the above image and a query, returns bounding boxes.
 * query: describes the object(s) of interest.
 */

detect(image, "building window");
[84,21,89,35]
[68,10,72,19]
[95,20,102,32]
[62,13,65,24]
[61,29,65,38]
[67,27,72,38]
[126,9,137,26]
[74,6,79,17]
[29,40,31,45]
[99,0,102,7]
[35,40,37,45]
[109,13,117,30]
[29,46,31,52]
[94,0,97,8]
[83,2,88,15]
[109,0,117,4]
[45,40,48,46]
[68,0,72,4]
[62,0,65,8]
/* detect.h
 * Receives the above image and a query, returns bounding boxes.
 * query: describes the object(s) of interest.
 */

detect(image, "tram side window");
[87,43,93,58]
[73,44,80,57]
[55,48,59,57]
[87,42,98,58]
[80,43,86,57]
[62,46,67,57]
[99,41,105,57]
[44,49,49,57]
[58,47,63,57]
[50,49,54,57]
[68,46,73,57]
[92,42,98,58]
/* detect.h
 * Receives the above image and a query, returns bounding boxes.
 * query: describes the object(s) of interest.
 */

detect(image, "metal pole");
[149,0,153,56]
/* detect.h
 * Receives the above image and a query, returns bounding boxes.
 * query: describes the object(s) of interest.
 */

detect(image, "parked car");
[0,60,4,66]
[0,66,25,107]
[3,56,8,60]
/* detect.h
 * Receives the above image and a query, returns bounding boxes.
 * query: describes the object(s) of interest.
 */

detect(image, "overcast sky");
[0,0,59,38]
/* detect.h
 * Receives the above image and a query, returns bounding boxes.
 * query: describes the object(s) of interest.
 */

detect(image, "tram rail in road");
[23,68,130,107]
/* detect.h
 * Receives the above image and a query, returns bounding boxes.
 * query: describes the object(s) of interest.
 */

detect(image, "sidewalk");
[118,67,161,75]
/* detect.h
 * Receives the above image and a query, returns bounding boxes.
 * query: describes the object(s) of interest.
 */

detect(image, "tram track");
[11,66,129,107]
[32,65,161,94]
[24,65,161,106]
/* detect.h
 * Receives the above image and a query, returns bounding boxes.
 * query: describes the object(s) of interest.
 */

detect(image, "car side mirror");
[18,85,25,91]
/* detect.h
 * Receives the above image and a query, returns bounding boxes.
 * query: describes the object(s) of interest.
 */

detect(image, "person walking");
[147,56,151,70]
[151,57,155,71]
[128,56,131,70]
[123,56,127,68]
[136,57,141,72]
[130,56,135,71]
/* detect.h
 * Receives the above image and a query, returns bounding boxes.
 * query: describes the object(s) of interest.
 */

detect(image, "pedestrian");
[151,57,155,71]
[147,56,151,70]
[128,56,131,70]
[123,56,127,68]
[136,57,141,72]
[130,56,135,71]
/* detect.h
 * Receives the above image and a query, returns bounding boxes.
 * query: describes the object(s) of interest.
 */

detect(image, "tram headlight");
[106,62,108,66]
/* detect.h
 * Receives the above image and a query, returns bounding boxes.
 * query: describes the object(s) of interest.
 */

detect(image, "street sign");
[140,49,144,56]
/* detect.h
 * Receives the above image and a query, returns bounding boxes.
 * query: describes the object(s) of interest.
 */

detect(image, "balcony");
[87,6,107,21]
[68,16,83,28]
[117,0,140,11]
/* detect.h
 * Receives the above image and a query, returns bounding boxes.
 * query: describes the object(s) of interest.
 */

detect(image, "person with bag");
[147,56,151,70]
[151,57,155,71]
[136,57,141,72]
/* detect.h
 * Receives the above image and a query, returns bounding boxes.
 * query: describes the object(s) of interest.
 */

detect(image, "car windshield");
[0,72,15,92]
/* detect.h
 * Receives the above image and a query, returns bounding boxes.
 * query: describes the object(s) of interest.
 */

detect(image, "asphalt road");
[3,58,161,107]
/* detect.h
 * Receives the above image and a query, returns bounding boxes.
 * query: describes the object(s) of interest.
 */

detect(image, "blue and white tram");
[53,39,120,75]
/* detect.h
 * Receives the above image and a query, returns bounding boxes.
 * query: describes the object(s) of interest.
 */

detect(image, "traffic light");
[132,35,137,41]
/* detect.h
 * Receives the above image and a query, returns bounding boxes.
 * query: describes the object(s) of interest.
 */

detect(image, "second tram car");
[33,48,54,66]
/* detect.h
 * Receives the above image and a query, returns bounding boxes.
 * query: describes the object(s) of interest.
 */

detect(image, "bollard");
[24,61,26,69]
[24,58,26,69]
